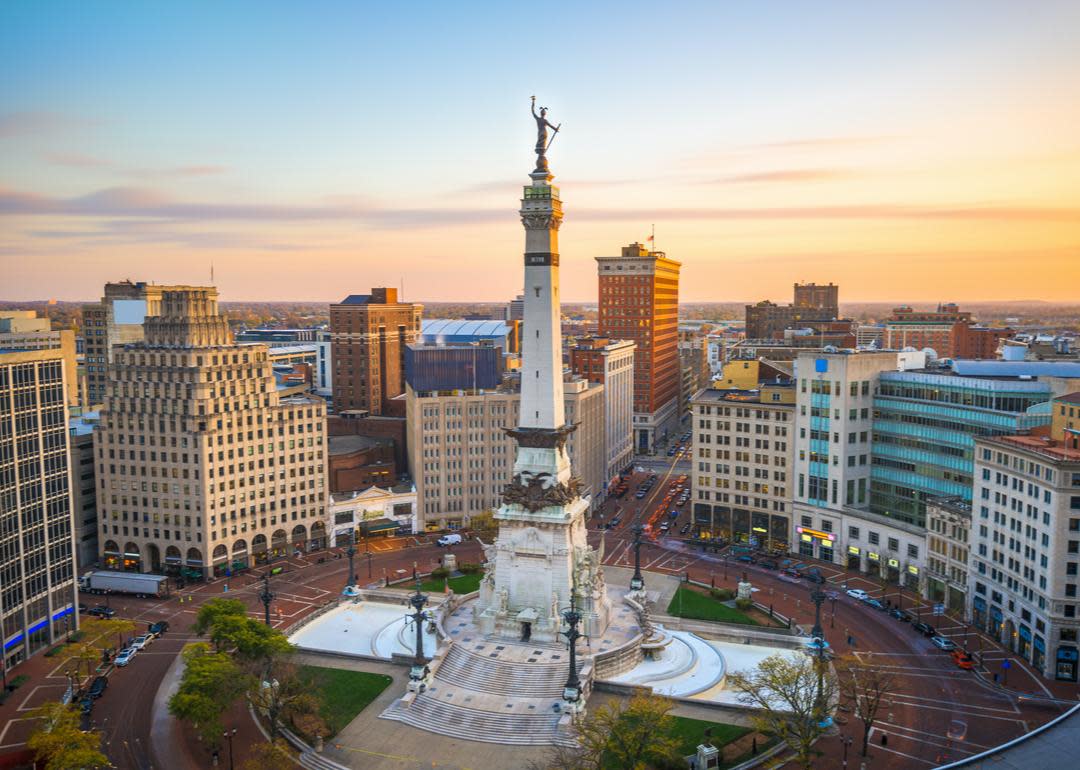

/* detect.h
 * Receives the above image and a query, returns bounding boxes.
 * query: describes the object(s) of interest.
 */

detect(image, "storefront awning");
[358,518,400,533]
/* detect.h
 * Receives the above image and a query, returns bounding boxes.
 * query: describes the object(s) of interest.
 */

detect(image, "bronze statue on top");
[531,95,560,172]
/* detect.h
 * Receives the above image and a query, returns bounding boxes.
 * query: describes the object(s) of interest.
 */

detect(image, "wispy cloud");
[0,111,97,138]
[1,185,1077,227]
[42,151,111,168]
[748,136,892,150]
[706,168,854,184]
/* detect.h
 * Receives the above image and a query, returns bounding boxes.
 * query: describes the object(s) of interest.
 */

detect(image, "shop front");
[886,558,900,584]
[1017,624,1032,660]
[1055,646,1078,682]
[990,606,1004,644]
[795,526,835,561]
[846,545,861,571]
[866,551,880,577]
[972,596,987,631]
[904,564,920,591]
[1033,636,1046,675]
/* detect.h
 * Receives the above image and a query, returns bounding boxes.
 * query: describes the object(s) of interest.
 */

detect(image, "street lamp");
[407,577,430,689]
[222,728,237,770]
[345,531,356,590]
[630,524,645,591]
[561,587,583,707]
[808,584,833,730]
[259,573,274,627]
[841,735,853,769]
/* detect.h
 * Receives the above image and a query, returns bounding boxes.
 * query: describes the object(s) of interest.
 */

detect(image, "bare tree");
[835,656,898,757]
[727,653,838,770]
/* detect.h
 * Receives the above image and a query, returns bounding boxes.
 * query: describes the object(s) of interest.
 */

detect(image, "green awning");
[358,518,400,533]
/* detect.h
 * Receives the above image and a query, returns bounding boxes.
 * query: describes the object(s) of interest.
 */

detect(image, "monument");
[474,98,611,643]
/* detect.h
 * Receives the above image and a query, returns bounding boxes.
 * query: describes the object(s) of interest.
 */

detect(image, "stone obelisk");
[475,100,610,643]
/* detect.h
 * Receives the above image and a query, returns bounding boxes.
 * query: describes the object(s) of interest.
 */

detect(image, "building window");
[849,526,859,539]
[888,537,899,551]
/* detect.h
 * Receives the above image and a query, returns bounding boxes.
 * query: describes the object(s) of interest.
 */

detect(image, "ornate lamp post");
[630,524,645,592]
[345,531,357,590]
[807,584,833,730]
[407,577,430,691]
[561,588,583,710]
[259,572,274,626]
[222,727,237,770]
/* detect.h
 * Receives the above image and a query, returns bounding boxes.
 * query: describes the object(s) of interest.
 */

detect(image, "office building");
[745,283,840,341]
[882,303,1011,358]
[506,294,525,323]
[83,281,165,406]
[94,286,328,578]
[856,324,885,349]
[330,288,422,416]
[406,375,605,530]
[0,349,78,671]
[0,313,79,407]
[69,411,101,569]
[314,330,332,397]
[235,328,319,345]
[871,368,1054,526]
[569,337,635,481]
[924,497,972,613]
[327,483,418,545]
[690,383,795,550]
[1055,392,1080,449]
[405,342,505,393]
[596,242,681,453]
[970,411,1080,680]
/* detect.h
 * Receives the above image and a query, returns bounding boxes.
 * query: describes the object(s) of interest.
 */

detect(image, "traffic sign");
[1002,660,1011,669]
[933,603,945,616]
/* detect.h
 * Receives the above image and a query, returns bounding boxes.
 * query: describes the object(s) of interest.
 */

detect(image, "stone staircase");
[381,696,570,746]
[380,641,582,746]
[435,643,571,699]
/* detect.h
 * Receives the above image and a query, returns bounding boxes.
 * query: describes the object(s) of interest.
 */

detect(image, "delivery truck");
[78,571,170,598]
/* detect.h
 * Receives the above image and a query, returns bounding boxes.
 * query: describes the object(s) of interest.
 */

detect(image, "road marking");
[863,730,938,767]
[0,716,34,749]
[874,721,987,752]
[885,696,1026,720]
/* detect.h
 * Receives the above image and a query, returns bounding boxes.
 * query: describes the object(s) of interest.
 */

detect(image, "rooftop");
[1057,392,1080,404]
[692,385,796,405]
[951,360,1080,379]
[329,435,392,455]
[981,432,1080,463]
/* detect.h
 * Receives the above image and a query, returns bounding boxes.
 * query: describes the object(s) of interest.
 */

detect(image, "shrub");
[69,631,85,643]
[429,567,450,580]
[709,588,734,601]
[44,646,63,657]
[734,598,753,611]
[458,562,481,575]
[10,674,30,690]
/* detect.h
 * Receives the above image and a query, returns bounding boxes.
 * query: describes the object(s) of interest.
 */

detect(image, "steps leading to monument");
[436,643,574,699]
[381,696,573,746]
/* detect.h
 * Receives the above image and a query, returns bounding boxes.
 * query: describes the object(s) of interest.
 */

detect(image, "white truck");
[78,571,169,598]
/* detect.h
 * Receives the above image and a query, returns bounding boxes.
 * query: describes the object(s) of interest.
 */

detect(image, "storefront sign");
[796,527,836,541]
[848,546,860,555]
[887,558,899,568]
[867,551,879,561]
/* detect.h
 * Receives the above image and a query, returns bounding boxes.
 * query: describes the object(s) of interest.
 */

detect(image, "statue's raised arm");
[530,96,560,172]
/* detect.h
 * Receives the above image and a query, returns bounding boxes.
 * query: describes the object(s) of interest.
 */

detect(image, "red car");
[951,649,975,670]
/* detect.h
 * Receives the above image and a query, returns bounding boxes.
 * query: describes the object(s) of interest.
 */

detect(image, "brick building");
[330,288,422,416]
[327,435,397,492]
[596,243,681,453]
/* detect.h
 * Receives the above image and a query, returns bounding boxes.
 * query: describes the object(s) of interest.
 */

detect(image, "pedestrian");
[880,732,888,747]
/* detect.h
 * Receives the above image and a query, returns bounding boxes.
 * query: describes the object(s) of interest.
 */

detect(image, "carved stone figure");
[531,96,560,167]
[501,471,582,512]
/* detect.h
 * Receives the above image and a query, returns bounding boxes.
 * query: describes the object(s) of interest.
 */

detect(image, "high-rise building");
[690,383,795,550]
[745,283,840,340]
[83,281,165,406]
[870,369,1054,525]
[94,287,328,579]
[924,497,972,614]
[969,409,1080,681]
[506,294,525,323]
[883,303,977,357]
[329,288,422,416]
[69,411,101,569]
[0,313,78,407]
[596,242,681,453]
[405,342,505,393]
[1,349,78,671]
[569,337,635,481]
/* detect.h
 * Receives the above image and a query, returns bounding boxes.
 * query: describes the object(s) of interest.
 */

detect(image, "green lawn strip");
[669,717,751,756]
[719,735,779,769]
[418,573,482,594]
[298,666,393,737]
[666,586,760,626]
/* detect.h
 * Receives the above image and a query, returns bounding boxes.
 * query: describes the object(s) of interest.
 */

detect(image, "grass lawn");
[418,573,482,594]
[666,586,759,626]
[669,717,751,756]
[299,666,393,737]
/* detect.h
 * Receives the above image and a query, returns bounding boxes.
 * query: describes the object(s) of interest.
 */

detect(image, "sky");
[2,1,1079,303]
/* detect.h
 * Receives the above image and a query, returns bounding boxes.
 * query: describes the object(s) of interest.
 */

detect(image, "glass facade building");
[871,371,1051,525]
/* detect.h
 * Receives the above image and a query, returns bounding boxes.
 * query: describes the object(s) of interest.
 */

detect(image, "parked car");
[131,635,152,650]
[931,636,958,651]
[87,605,115,618]
[888,608,911,621]
[845,588,869,600]
[912,622,937,637]
[78,603,89,614]
[862,598,886,610]
[115,648,136,667]
[736,554,756,564]
[149,621,170,635]
[952,649,976,669]
[804,568,825,584]
[89,676,108,699]
[680,523,692,535]
[758,559,779,570]
[80,697,94,715]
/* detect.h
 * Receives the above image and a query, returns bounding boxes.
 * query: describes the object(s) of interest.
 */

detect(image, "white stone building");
[327,483,417,545]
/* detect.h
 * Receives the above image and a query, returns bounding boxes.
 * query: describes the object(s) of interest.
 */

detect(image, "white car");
[931,636,958,651]
[115,648,136,667]
[846,588,870,601]
[128,636,150,651]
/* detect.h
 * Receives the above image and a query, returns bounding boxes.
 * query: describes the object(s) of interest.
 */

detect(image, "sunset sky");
[2,1,1079,303]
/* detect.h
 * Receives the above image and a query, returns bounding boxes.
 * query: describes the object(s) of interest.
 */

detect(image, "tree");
[238,739,294,770]
[835,656,898,757]
[248,658,326,740]
[26,701,109,770]
[469,510,498,542]
[727,653,838,770]
[530,694,681,770]
[209,613,294,662]
[71,617,136,681]
[193,597,247,636]
[168,643,248,745]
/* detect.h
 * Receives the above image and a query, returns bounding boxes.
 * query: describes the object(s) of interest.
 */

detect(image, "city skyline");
[3,1,1080,303]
